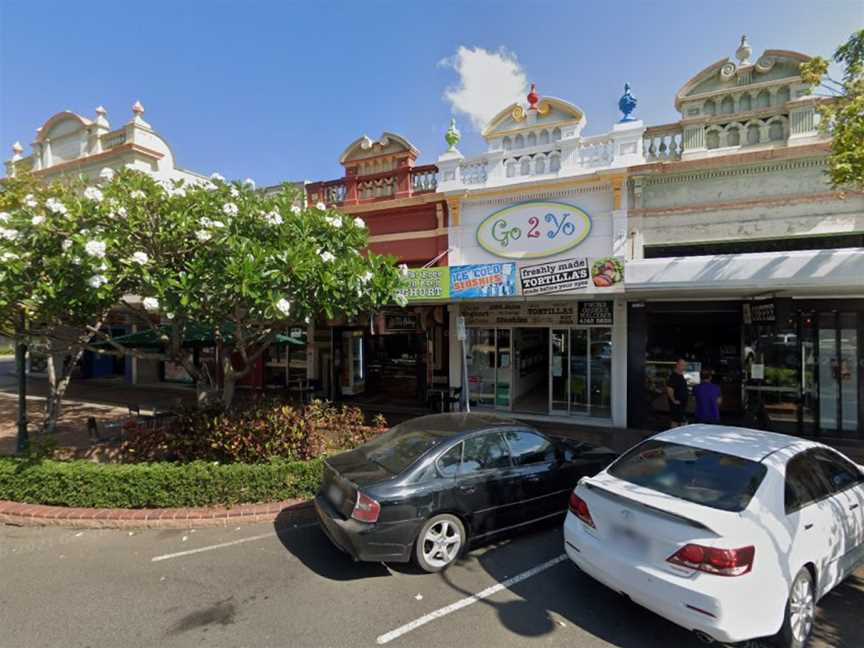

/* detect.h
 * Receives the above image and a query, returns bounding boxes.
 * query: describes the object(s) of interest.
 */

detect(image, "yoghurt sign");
[476,201,592,260]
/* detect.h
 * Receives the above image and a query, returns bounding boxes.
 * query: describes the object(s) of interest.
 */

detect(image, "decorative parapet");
[643,123,684,162]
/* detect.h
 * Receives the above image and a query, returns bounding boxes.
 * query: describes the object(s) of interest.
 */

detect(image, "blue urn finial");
[618,82,637,122]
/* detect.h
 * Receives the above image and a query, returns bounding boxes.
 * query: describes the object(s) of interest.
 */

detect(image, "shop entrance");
[466,325,613,418]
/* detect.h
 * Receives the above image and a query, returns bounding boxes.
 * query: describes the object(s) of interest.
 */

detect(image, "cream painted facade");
[4,101,205,184]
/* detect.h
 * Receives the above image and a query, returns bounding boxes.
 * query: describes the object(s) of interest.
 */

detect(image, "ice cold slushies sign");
[476,201,592,260]
[520,258,589,296]
[450,263,517,298]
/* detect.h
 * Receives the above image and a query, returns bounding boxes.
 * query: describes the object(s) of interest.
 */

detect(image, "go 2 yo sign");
[476,201,592,260]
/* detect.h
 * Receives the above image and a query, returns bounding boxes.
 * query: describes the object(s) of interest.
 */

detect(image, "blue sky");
[1,1,861,185]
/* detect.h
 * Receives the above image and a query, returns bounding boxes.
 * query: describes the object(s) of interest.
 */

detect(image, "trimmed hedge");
[0,457,324,508]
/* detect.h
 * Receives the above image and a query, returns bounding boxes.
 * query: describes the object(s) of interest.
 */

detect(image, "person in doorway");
[693,368,722,424]
[666,358,689,428]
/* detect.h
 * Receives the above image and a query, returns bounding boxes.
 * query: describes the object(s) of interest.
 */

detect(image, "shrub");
[0,456,324,508]
[122,399,387,464]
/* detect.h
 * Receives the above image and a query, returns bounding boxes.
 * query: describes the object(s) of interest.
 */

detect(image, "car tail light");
[667,544,755,576]
[351,491,381,523]
[568,492,595,528]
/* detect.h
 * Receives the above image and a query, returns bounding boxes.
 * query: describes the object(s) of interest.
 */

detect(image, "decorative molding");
[369,227,449,243]
[631,190,861,218]
[639,157,826,187]
[336,192,445,214]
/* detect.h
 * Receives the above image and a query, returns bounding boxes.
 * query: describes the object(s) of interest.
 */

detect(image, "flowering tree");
[90,170,405,407]
[0,172,136,437]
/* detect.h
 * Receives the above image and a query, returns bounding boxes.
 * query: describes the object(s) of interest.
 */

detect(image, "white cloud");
[441,46,529,132]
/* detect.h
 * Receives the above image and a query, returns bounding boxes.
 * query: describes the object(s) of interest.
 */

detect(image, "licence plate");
[327,484,342,507]
[613,524,649,557]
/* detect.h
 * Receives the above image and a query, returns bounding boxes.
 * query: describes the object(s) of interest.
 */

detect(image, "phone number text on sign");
[476,201,592,260]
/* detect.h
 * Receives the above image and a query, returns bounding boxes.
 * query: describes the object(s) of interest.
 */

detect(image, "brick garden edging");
[0,498,313,529]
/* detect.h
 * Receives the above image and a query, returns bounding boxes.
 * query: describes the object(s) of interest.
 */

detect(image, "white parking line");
[150,523,317,562]
[375,553,567,645]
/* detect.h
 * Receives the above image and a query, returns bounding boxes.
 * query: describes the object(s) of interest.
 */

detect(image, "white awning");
[625,248,864,295]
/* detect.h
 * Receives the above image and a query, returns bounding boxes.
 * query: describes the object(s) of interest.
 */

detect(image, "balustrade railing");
[643,124,683,161]
[410,165,438,193]
[576,136,614,167]
[459,159,488,185]
[323,181,347,204]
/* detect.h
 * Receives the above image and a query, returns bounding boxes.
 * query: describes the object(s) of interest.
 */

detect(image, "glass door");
[466,328,511,410]
[570,329,589,415]
[816,312,860,438]
[550,329,569,413]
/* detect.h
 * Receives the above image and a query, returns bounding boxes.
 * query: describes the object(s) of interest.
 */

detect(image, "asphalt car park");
[1,515,862,648]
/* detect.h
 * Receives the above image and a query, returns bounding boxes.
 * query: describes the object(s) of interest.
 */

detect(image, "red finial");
[527,83,539,110]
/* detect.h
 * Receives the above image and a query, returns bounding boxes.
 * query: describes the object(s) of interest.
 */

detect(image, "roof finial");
[12,141,23,156]
[130,100,151,128]
[618,83,638,122]
[445,117,461,152]
[527,83,539,110]
[132,100,144,116]
[736,34,752,65]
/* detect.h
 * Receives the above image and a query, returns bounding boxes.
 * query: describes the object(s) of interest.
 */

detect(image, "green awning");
[93,323,303,349]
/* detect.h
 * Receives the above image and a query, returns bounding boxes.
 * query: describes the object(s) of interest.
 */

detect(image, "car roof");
[394,412,526,438]
[651,424,812,461]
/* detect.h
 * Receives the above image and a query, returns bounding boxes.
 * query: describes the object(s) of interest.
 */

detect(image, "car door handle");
[525,475,542,483]
[804,523,814,531]
[850,503,860,511]
[459,485,476,494]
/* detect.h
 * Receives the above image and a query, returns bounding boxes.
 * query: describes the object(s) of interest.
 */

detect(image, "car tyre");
[775,567,816,648]
[414,514,465,573]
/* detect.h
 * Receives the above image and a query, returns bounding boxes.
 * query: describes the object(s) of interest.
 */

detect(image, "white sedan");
[563,425,864,647]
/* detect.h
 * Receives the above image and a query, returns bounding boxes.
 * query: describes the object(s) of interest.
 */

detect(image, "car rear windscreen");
[607,440,767,512]
[361,426,443,475]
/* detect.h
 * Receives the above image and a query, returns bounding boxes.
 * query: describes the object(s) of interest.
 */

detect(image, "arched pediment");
[35,111,92,143]
[675,47,811,111]
[339,132,419,164]
[482,96,585,137]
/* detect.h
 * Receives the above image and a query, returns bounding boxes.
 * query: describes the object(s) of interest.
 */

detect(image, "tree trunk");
[39,348,84,439]
[222,373,237,409]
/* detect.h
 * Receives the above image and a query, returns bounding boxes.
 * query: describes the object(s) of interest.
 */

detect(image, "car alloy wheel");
[416,514,464,572]
[789,572,815,644]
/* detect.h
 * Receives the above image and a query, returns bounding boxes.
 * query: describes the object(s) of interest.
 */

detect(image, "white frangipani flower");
[275,298,292,316]
[130,190,146,200]
[132,251,149,265]
[112,206,128,219]
[399,263,410,277]
[0,228,20,241]
[1,252,18,262]
[62,239,73,251]
[24,195,38,208]
[45,198,67,215]
[222,202,239,217]
[99,168,115,181]
[354,217,366,229]
[360,271,373,284]
[212,220,225,229]
[243,178,255,189]
[290,205,302,215]
[229,186,240,198]
[324,215,342,229]
[85,240,107,258]
[88,275,108,289]
[0,211,9,222]
[315,201,326,211]
[71,256,82,265]
[196,230,212,242]
[31,215,45,226]
[264,211,283,226]
[84,187,104,203]
[142,297,160,312]
[319,250,335,263]
[210,172,225,182]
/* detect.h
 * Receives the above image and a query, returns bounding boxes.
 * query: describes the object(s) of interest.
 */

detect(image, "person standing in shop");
[693,368,722,424]
[666,358,689,428]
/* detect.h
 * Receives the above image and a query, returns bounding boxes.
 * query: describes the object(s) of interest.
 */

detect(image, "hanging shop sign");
[460,301,613,327]
[577,301,614,326]
[383,312,418,332]
[397,267,450,302]
[450,263,517,299]
[743,299,776,324]
[476,201,592,260]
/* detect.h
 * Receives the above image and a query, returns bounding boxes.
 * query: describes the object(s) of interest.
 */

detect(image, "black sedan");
[315,412,617,572]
